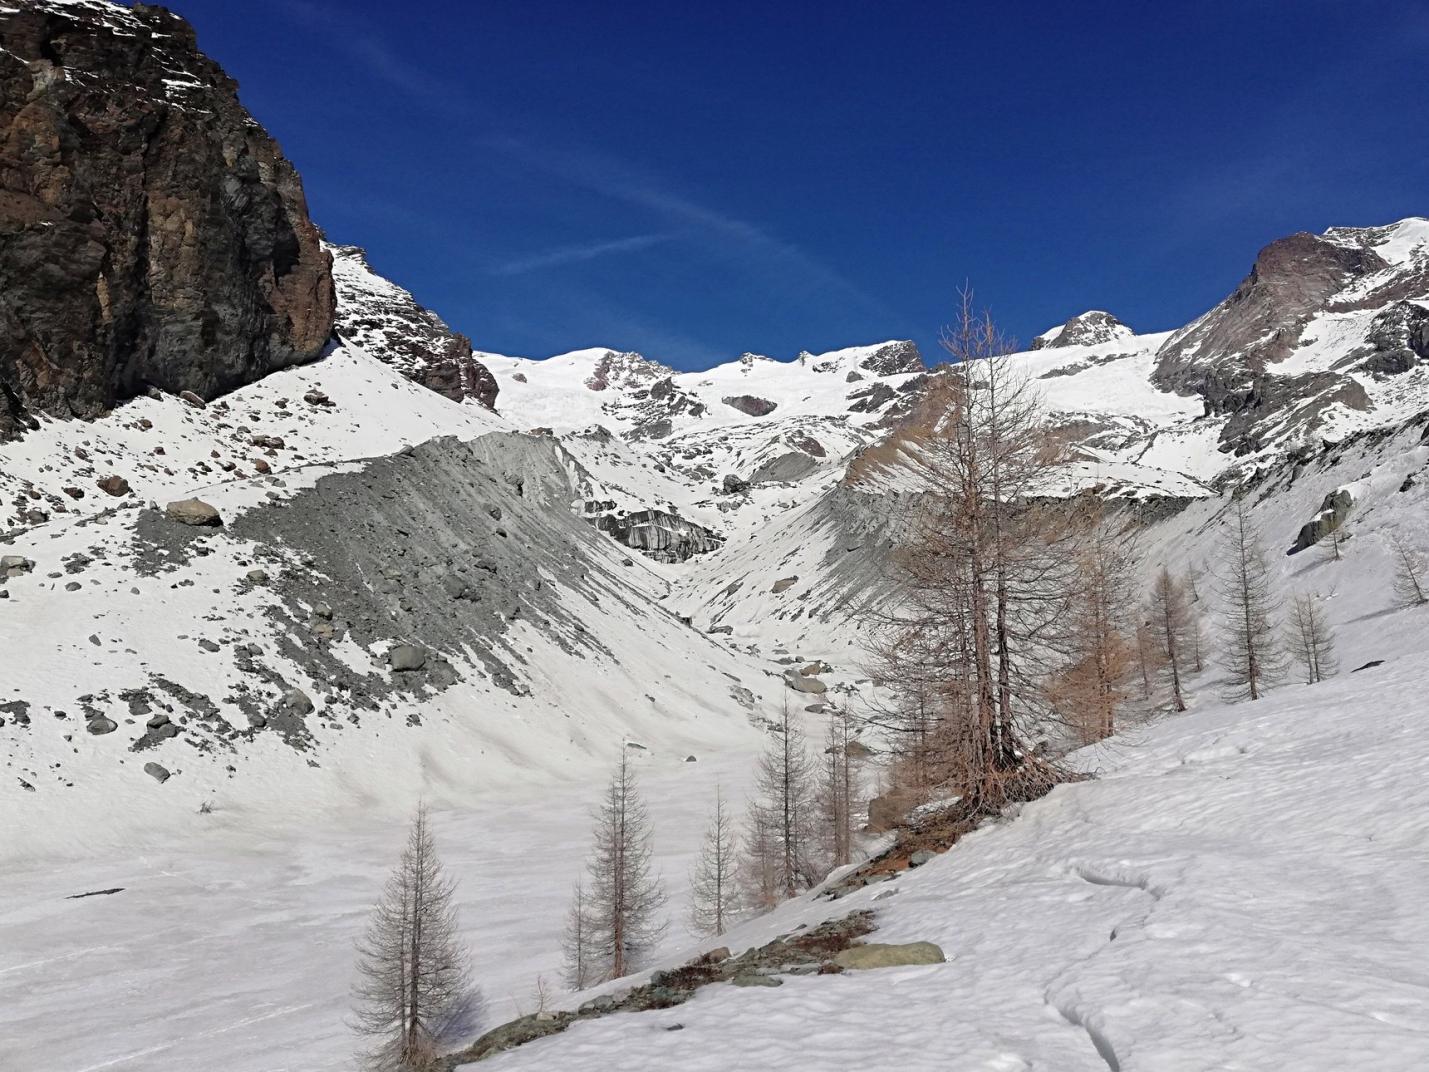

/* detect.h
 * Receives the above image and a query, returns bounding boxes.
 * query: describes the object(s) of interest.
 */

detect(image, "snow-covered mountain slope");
[0,342,789,858]
[7,417,1426,1072]
[475,635,1429,1072]
[4,118,1429,1068]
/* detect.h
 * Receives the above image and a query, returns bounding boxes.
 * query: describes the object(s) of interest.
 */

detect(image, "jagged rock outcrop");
[326,244,496,408]
[0,1,335,439]
[595,508,725,563]
[1032,311,1131,350]
[854,339,924,376]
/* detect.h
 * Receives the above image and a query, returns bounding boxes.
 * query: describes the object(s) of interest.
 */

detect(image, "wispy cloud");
[266,0,463,102]
[492,232,679,276]
[486,137,897,320]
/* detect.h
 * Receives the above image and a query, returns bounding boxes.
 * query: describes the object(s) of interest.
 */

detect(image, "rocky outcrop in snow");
[0,0,335,438]
[327,244,497,408]
[1032,311,1131,350]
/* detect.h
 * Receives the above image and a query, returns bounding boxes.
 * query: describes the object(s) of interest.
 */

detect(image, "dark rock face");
[856,340,924,375]
[1353,301,1429,377]
[595,508,725,562]
[326,244,496,408]
[722,394,778,417]
[0,1,336,439]
[1153,232,1385,395]
[1031,311,1130,350]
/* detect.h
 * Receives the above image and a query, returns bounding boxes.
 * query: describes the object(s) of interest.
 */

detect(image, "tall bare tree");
[352,804,470,1072]
[1147,567,1195,711]
[561,880,594,990]
[1286,592,1337,684]
[1390,534,1428,607]
[738,801,780,913]
[570,753,666,981]
[877,288,1080,810]
[688,785,738,937]
[744,694,820,903]
[1045,515,1137,742]
[816,713,862,869]
[1216,500,1285,701]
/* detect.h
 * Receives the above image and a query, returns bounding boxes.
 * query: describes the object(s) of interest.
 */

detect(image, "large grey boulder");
[86,717,117,735]
[1289,488,1354,554]
[143,762,171,783]
[281,688,314,715]
[1,555,34,579]
[833,942,945,970]
[783,670,827,695]
[388,644,428,672]
[164,498,222,527]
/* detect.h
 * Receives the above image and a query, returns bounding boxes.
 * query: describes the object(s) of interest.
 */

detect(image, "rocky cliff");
[0,0,335,439]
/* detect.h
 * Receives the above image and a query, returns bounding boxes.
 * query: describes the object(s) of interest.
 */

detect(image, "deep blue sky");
[178,0,1428,370]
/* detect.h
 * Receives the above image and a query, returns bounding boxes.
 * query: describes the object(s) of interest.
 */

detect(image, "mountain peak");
[1031,310,1131,350]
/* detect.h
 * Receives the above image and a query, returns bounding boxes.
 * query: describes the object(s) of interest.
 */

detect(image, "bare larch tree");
[567,752,667,982]
[745,694,820,902]
[1147,566,1195,711]
[1286,592,1337,684]
[688,785,739,937]
[352,804,470,1072]
[1045,512,1137,743]
[561,880,593,989]
[1216,500,1285,701]
[877,288,1081,811]
[816,712,862,868]
[1390,534,1428,607]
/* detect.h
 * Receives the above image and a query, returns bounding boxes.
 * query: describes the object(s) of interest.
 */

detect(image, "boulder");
[1289,488,1354,554]
[86,717,117,735]
[730,973,783,987]
[179,390,207,408]
[908,850,937,868]
[245,569,269,584]
[783,670,827,695]
[388,644,427,672]
[96,475,130,497]
[143,762,171,783]
[281,688,314,715]
[799,661,831,676]
[165,498,222,527]
[833,942,945,970]
[721,473,750,495]
[721,394,777,417]
[771,576,798,594]
[1,555,34,578]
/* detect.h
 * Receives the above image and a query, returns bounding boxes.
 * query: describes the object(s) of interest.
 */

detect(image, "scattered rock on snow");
[143,762,171,783]
[771,576,798,593]
[96,475,131,497]
[86,717,117,735]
